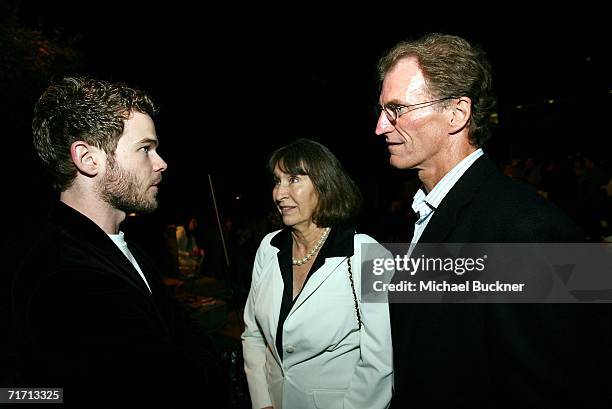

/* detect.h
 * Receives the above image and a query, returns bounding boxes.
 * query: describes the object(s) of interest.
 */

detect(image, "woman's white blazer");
[242,230,393,409]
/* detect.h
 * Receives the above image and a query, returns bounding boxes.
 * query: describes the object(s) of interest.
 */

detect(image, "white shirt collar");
[108,230,127,247]
[411,148,484,223]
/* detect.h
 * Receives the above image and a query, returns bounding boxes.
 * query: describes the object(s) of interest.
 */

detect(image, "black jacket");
[11,202,227,405]
[391,155,612,408]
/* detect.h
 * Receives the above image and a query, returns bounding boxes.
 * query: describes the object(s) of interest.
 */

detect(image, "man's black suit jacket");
[391,155,612,408]
[11,202,227,405]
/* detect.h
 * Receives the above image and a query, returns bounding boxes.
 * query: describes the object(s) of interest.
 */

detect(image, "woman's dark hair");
[268,138,362,227]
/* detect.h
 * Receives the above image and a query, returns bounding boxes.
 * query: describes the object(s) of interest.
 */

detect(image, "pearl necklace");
[292,227,331,266]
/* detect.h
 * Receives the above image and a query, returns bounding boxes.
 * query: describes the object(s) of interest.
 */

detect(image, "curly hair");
[268,139,362,227]
[32,76,157,191]
[378,33,496,147]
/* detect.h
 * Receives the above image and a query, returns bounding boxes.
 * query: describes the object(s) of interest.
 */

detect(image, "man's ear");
[70,141,103,176]
[448,97,472,135]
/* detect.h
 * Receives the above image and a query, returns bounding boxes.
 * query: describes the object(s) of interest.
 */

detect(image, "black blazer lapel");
[106,244,155,296]
[52,202,155,295]
[128,242,166,296]
[418,155,498,243]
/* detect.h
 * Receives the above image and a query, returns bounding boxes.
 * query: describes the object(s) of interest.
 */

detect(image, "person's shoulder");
[261,229,284,245]
[253,229,284,257]
[354,232,379,246]
[483,171,569,215]
[17,221,64,272]
[475,172,581,241]
[17,219,120,287]
[467,161,551,211]
[353,233,383,258]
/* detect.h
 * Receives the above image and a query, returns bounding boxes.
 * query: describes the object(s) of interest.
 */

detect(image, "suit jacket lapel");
[418,155,496,243]
[288,256,346,318]
[52,202,155,295]
[269,260,284,363]
[100,241,154,295]
[128,243,164,296]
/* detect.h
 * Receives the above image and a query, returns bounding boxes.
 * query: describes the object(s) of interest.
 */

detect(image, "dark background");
[2,2,610,397]
[2,2,610,240]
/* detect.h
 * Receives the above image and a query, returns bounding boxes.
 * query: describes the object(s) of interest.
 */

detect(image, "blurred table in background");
[164,275,229,332]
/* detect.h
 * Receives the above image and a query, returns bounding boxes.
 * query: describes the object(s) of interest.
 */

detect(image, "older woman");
[242,139,392,409]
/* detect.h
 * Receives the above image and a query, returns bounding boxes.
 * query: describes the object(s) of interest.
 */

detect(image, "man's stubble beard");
[97,157,159,214]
